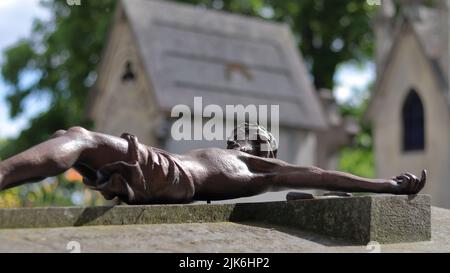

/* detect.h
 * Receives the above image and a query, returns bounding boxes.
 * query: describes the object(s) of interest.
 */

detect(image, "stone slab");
[0,194,431,244]
[229,194,431,244]
[1,206,447,253]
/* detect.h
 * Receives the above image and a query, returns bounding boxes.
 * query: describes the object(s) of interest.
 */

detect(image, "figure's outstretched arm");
[242,155,426,195]
[275,167,426,194]
[0,127,136,191]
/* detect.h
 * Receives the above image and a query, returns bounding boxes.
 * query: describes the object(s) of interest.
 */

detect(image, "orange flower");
[65,169,83,182]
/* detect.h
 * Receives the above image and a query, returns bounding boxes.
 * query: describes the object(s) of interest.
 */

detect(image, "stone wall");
[90,6,161,146]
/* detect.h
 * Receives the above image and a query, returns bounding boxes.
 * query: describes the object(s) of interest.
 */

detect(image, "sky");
[334,62,375,105]
[0,0,375,139]
[0,0,51,139]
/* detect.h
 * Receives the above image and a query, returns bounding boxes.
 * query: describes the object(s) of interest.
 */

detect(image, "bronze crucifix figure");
[0,124,426,204]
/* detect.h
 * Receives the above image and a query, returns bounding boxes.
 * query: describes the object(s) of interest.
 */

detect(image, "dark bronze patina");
[0,124,427,204]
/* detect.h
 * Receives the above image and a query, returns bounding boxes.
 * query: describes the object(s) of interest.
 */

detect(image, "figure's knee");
[52,126,89,138]
[50,129,67,139]
[67,126,90,136]
[64,126,93,141]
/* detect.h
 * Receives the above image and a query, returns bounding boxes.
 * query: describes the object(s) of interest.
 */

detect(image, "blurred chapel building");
[368,0,450,208]
[87,0,356,202]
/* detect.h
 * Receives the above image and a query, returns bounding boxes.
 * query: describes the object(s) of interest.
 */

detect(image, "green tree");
[1,0,116,159]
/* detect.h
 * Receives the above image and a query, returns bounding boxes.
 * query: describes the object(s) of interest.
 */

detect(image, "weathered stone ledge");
[0,194,431,244]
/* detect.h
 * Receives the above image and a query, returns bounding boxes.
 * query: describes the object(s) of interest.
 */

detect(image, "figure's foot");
[390,169,427,195]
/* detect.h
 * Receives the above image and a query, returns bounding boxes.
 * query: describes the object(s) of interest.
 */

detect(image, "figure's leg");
[0,127,141,191]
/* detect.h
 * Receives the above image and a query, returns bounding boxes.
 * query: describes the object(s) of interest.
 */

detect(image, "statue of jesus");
[0,123,426,204]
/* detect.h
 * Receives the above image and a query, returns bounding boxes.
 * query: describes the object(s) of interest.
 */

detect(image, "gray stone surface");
[0,194,430,244]
[0,203,236,229]
[370,195,431,243]
[0,207,447,253]
[231,194,430,244]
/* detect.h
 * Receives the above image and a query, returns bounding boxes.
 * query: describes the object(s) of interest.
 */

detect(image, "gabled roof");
[116,0,327,129]
[365,17,449,122]
[409,6,443,61]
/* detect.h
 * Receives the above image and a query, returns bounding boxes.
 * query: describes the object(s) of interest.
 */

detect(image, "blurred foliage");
[0,0,379,206]
[338,90,374,178]
[0,139,6,156]
[0,175,105,208]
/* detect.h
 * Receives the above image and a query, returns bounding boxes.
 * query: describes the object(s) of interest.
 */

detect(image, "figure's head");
[226,123,278,158]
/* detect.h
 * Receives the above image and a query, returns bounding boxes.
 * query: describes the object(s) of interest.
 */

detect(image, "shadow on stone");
[74,206,115,226]
[235,221,360,247]
[228,199,371,244]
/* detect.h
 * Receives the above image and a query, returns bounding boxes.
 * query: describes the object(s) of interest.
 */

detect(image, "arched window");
[402,89,425,151]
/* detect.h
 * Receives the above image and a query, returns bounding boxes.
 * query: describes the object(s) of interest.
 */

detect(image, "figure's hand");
[390,170,427,194]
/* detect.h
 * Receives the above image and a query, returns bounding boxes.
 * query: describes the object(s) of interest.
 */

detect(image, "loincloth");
[83,133,195,204]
